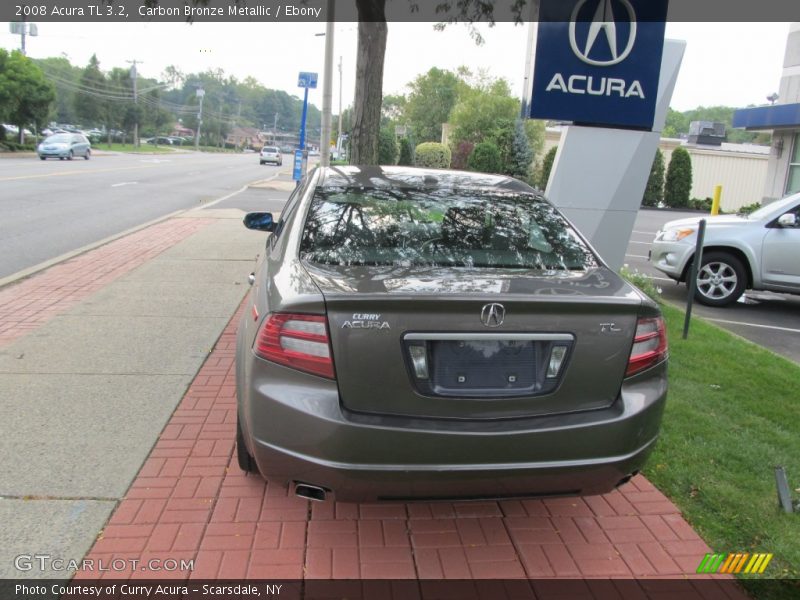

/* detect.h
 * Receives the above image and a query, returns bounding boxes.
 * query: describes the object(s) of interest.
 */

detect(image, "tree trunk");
[350,0,387,165]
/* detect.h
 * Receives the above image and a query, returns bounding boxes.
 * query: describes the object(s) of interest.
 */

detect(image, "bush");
[738,201,762,215]
[467,141,502,173]
[414,142,451,169]
[450,140,474,170]
[398,137,413,166]
[537,145,558,189]
[378,128,398,165]
[664,147,693,208]
[620,266,662,304]
[642,149,665,207]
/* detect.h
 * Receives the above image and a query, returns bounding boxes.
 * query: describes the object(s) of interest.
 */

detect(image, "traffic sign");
[297,72,318,89]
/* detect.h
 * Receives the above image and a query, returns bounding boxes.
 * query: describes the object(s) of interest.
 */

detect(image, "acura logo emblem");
[481,303,505,328]
[569,0,637,67]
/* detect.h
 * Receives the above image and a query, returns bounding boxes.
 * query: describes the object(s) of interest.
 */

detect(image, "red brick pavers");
[0,217,213,347]
[77,307,746,596]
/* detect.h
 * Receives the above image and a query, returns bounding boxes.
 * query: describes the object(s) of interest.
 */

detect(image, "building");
[542,128,769,213]
[733,22,800,203]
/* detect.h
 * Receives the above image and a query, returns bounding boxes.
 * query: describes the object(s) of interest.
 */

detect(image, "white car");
[650,194,800,306]
[259,146,282,166]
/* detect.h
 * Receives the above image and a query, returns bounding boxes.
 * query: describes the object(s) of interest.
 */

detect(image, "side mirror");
[778,213,798,228]
[243,212,276,232]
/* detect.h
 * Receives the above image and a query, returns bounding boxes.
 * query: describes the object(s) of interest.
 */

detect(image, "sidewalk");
[0,197,746,596]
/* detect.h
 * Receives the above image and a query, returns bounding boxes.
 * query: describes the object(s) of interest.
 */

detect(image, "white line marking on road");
[628,241,651,245]
[705,318,800,335]
[632,230,656,236]
[139,158,171,164]
[625,254,649,259]
[111,181,138,188]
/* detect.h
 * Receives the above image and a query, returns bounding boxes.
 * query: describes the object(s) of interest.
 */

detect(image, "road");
[0,150,286,279]
[626,209,800,364]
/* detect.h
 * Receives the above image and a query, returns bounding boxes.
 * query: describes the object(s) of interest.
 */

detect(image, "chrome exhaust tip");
[294,482,327,502]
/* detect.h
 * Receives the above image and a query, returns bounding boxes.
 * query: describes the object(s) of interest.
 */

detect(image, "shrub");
[537,145,558,189]
[620,266,662,304]
[642,149,665,207]
[664,147,693,208]
[414,142,451,169]
[398,137,413,166]
[505,119,533,180]
[738,201,762,215]
[450,140,474,170]
[378,128,398,165]
[467,141,502,173]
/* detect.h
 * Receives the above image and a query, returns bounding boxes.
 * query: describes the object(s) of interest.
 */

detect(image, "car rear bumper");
[240,355,667,502]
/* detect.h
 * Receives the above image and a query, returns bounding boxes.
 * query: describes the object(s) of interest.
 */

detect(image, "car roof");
[318,165,535,194]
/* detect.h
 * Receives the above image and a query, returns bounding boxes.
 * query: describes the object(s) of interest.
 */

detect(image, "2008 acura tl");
[235,166,668,502]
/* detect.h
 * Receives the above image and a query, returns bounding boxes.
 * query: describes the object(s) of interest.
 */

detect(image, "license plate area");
[403,333,574,399]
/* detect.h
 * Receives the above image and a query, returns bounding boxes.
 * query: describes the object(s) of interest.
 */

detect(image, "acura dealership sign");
[530,0,668,130]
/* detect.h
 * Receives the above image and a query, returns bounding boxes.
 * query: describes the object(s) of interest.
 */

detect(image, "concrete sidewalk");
[0,206,264,578]
[0,189,745,596]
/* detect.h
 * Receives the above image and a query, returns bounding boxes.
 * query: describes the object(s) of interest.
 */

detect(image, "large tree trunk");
[350,0,387,165]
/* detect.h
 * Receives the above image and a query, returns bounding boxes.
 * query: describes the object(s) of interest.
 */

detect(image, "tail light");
[254,313,335,379]
[626,316,668,377]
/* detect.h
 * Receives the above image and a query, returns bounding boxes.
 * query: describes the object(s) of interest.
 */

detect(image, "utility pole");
[337,56,343,157]
[10,19,38,57]
[194,87,205,150]
[127,59,141,147]
[319,0,335,167]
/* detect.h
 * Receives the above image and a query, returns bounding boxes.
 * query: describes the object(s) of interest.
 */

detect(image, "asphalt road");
[626,209,800,364]
[0,150,286,279]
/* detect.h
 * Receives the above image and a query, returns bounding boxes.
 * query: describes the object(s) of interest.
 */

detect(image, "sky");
[0,21,791,114]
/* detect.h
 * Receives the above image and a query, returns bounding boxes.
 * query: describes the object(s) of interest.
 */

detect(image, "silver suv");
[259,146,282,166]
[650,194,800,306]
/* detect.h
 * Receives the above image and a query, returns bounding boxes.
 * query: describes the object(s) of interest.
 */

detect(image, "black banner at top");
[1,0,800,23]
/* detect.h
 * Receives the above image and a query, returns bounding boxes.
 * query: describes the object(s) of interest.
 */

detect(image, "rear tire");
[236,413,257,473]
[84,150,91,160]
[40,156,46,161]
[67,151,74,161]
[693,251,747,307]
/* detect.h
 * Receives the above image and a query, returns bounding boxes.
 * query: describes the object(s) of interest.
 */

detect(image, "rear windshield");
[299,187,598,270]
[264,147,279,153]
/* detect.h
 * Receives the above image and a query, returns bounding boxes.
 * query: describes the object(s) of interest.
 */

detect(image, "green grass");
[645,304,800,598]
[98,143,175,154]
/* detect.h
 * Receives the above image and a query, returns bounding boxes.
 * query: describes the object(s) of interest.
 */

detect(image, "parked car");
[37,133,91,160]
[279,145,295,154]
[235,166,668,502]
[650,194,800,306]
[259,146,282,165]
[147,136,173,145]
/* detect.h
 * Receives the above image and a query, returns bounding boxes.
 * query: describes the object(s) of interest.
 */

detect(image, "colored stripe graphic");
[697,553,773,574]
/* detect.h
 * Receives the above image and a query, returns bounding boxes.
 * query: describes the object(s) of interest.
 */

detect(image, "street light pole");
[337,56,343,156]
[195,88,205,150]
[319,0,335,167]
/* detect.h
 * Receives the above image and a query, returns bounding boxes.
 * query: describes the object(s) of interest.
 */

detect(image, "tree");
[404,67,465,143]
[378,127,398,165]
[642,149,665,207]
[507,119,533,180]
[75,54,107,128]
[664,147,693,208]
[0,50,54,142]
[449,76,519,148]
[537,146,558,190]
[467,142,502,173]
[398,137,413,166]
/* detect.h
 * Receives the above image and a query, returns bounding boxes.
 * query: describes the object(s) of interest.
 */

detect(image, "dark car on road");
[235,166,668,502]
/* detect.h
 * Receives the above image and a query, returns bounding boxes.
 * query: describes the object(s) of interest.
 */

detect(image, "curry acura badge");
[341,313,390,330]
[480,303,505,328]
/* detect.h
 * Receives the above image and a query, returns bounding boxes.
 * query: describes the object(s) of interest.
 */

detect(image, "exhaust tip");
[615,470,639,488]
[294,482,327,502]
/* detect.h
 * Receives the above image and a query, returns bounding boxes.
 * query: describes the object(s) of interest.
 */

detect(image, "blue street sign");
[297,72,318,89]
[293,149,304,181]
[529,0,668,130]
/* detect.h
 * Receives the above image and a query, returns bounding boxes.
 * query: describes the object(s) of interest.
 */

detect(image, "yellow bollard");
[711,185,722,215]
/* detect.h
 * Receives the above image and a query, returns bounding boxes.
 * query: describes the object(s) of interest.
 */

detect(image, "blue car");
[37,133,91,161]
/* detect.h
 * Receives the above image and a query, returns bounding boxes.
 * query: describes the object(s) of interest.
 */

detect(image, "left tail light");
[626,316,668,377]
[254,313,335,379]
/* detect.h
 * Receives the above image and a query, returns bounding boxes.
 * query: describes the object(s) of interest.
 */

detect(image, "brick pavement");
[0,217,213,347]
[74,304,746,596]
